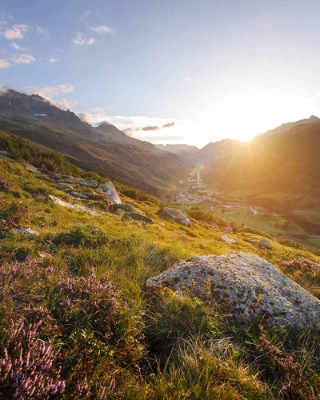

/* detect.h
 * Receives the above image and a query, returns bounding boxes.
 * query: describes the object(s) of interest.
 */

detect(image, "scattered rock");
[23,163,41,173]
[97,182,122,204]
[48,195,100,216]
[220,234,238,244]
[259,238,273,250]
[53,183,74,191]
[122,212,155,224]
[69,178,98,188]
[50,173,63,180]
[146,252,320,329]
[108,203,133,213]
[69,191,89,199]
[0,150,13,159]
[12,227,39,236]
[223,226,233,233]
[158,207,192,227]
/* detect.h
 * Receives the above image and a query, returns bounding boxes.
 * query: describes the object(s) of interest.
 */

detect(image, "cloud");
[10,53,36,64]
[3,24,28,39]
[36,25,50,39]
[72,33,95,46]
[163,121,175,129]
[90,25,113,34]
[10,42,28,51]
[25,84,74,98]
[0,86,8,94]
[78,112,93,123]
[141,125,160,131]
[0,59,10,68]
[48,58,60,63]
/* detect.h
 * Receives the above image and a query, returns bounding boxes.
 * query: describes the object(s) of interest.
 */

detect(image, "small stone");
[259,238,272,250]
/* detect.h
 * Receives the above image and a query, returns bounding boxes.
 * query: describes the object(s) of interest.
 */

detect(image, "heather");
[1,148,320,399]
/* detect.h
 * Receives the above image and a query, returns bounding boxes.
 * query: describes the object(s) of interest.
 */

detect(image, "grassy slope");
[1,138,320,398]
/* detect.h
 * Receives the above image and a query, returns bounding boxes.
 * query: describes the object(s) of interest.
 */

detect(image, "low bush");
[51,225,108,248]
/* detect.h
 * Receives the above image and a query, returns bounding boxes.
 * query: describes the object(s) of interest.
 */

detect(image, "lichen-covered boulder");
[146,252,320,329]
[97,182,121,204]
[158,207,192,227]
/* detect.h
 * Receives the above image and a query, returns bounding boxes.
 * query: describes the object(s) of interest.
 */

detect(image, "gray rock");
[69,191,88,199]
[220,234,237,244]
[158,207,192,227]
[108,203,133,213]
[223,226,233,233]
[259,238,272,250]
[48,195,100,216]
[12,227,39,236]
[23,163,41,173]
[69,178,98,188]
[122,212,155,224]
[0,150,13,158]
[50,173,63,180]
[97,182,121,204]
[53,183,74,191]
[146,252,320,329]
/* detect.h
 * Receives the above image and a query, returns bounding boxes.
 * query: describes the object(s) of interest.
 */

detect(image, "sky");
[1,0,320,148]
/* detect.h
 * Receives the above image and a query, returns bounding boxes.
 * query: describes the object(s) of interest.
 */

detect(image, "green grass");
[1,150,320,399]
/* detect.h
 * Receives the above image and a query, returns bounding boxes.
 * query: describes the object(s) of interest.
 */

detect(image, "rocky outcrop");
[97,182,121,204]
[53,183,74,191]
[158,207,192,227]
[69,191,88,199]
[146,252,320,329]
[48,195,100,216]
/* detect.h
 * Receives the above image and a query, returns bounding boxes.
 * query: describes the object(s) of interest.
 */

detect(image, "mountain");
[155,144,199,157]
[0,90,192,195]
[199,117,320,233]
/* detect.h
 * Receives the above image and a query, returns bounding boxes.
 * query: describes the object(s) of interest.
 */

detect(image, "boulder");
[97,182,121,204]
[23,163,41,174]
[223,226,233,233]
[69,178,98,188]
[108,203,133,213]
[146,252,320,329]
[158,207,192,227]
[122,212,155,224]
[259,238,272,250]
[220,234,237,244]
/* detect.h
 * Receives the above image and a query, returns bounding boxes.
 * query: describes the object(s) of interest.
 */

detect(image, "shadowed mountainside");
[0,90,192,195]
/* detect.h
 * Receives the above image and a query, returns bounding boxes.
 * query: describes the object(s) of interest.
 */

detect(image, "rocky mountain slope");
[0,90,192,195]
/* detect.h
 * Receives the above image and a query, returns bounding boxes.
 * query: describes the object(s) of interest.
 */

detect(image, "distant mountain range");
[0,90,192,195]
[155,144,199,156]
[195,115,320,233]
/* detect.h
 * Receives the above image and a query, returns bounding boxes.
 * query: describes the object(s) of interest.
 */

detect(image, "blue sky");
[1,0,320,147]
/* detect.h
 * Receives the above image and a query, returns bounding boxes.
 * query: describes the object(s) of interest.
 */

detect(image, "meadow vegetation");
[0,135,320,399]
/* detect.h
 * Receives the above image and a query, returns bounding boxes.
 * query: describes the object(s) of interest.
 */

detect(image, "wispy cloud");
[36,24,50,39]
[90,25,113,34]
[3,24,28,39]
[10,53,35,64]
[10,42,28,51]
[78,112,93,123]
[48,58,60,63]
[25,84,74,98]
[72,33,95,46]
[0,59,10,68]
[163,122,175,128]
[142,125,160,131]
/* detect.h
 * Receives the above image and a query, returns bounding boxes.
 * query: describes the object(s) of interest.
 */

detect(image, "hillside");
[1,131,320,398]
[0,90,192,196]
[198,118,320,234]
[155,143,199,156]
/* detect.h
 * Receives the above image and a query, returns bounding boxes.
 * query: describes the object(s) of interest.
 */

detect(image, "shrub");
[0,320,65,399]
[0,179,11,192]
[0,200,29,230]
[51,225,108,248]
